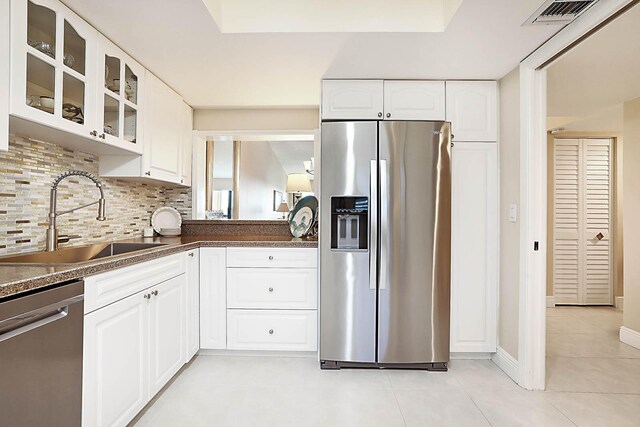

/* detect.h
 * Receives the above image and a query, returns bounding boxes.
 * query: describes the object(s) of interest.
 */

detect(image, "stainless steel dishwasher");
[0,280,84,427]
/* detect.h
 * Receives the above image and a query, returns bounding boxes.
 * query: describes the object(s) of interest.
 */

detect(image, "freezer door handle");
[379,159,388,290]
[370,160,378,290]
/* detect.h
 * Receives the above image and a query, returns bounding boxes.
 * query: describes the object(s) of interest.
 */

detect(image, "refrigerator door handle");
[379,159,388,290]
[370,160,377,290]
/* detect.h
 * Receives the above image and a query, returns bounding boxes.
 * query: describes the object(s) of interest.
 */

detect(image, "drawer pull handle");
[268,256,274,261]
[268,287,274,292]
[269,329,274,335]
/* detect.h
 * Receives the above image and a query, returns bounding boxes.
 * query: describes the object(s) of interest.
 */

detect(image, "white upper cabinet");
[322,80,384,120]
[10,0,98,140]
[446,81,498,141]
[143,71,183,184]
[321,79,447,121]
[95,35,144,154]
[180,100,193,187]
[383,80,445,121]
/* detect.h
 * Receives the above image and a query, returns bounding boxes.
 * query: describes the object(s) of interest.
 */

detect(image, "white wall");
[623,97,640,332]
[194,108,319,131]
[498,67,520,359]
[238,141,287,219]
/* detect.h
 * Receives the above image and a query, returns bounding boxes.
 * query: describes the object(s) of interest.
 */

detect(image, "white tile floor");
[133,306,640,427]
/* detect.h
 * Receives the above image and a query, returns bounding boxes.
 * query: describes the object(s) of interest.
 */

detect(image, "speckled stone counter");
[0,234,317,300]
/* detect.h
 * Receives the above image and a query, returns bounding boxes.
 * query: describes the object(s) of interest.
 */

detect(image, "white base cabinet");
[83,267,186,427]
[450,142,498,353]
[227,309,317,352]
[185,249,200,360]
[199,247,227,349]
[83,285,148,427]
[148,276,186,397]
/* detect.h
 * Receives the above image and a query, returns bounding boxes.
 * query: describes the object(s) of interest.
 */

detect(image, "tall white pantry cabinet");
[321,80,499,354]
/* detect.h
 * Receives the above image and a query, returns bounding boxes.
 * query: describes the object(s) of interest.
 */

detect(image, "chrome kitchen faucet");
[46,171,106,251]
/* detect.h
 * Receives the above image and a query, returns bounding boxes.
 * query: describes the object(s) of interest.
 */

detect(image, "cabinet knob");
[268,255,273,261]
[268,329,274,335]
[145,171,151,176]
[180,179,184,184]
[386,113,391,118]
[144,293,151,300]
[268,287,274,292]
[90,130,97,137]
[151,290,159,296]
[99,133,106,139]
[377,112,383,118]
[188,252,194,257]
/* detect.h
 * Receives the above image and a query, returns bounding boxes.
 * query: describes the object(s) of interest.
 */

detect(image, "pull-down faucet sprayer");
[46,171,106,251]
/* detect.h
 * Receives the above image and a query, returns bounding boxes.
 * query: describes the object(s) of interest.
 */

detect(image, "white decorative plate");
[151,207,182,234]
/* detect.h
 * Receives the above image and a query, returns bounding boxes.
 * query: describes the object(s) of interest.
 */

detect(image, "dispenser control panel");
[330,196,369,251]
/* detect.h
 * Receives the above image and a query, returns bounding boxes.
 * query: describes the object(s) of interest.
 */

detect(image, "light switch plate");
[509,204,517,223]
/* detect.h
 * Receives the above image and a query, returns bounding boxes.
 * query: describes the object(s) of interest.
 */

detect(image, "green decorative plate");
[288,195,318,237]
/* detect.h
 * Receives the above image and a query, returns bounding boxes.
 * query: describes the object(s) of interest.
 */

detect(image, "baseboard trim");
[546,296,555,308]
[450,352,493,360]
[615,296,624,310]
[620,327,640,350]
[198,349,318,358]
[491,346,519,382]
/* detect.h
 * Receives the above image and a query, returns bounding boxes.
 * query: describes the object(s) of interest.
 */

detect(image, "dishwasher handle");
[0,295,83,343]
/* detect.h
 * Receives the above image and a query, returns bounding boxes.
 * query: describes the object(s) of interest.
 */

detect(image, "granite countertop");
[0,235,317,300]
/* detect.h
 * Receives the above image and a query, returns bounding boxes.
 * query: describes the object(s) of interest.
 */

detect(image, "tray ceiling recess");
[524,0,598,26]
[201,0,464,33]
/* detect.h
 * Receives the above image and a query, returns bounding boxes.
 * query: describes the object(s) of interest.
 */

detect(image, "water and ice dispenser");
[330,197,369,251]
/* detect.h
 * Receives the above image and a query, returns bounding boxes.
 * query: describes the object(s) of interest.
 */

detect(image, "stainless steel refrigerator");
[319,120,452,370]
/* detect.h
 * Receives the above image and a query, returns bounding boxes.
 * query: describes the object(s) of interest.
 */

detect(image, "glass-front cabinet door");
[96,35,144,154]
[10,0,97,138]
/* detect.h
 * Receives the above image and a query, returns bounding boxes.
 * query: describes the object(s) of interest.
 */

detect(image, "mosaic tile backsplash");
[0,136,192,255]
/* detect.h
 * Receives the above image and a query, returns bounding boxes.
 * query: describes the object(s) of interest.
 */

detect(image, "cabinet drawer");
[227,268,317,309]
[226,248,317,268]
[84,253,185,313]
[226,309,317,351]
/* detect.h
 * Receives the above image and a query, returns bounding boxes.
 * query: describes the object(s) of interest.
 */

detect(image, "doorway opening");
[520,0,640,391]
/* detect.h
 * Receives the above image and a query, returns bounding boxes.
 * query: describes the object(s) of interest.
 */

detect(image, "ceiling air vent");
[524,0,598,25]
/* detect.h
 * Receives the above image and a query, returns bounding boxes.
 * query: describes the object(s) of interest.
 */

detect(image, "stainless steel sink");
[0,242,167,265]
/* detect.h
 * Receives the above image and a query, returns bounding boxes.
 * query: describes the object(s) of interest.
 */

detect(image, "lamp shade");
[276,201,290,213]
[286,173,312,193]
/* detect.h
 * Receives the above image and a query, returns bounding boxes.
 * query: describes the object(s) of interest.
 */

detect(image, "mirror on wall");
[194,133,317,220]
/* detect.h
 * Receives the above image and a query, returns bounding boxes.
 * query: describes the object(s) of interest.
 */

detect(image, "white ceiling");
[547,3,640,132]
[269,141,314,175]
[203,0,462,33]
[62,0,560,108]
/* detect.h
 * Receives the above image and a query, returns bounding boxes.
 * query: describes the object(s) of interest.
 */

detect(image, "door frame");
[518,0,636,390]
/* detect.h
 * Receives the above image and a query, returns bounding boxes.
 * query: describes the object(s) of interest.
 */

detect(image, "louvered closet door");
[582,139,612,304]
[553,140,581,304]
[553,138,612,305]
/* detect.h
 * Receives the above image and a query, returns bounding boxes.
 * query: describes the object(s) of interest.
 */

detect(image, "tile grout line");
[544,395,579,426]
[458,383,494,427]
[390,388,409,427]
